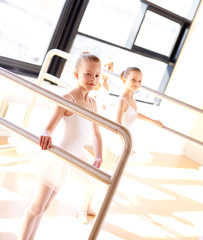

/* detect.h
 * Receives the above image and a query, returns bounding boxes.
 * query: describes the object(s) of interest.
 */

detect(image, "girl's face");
[125,70,142,92]
[104,62,113,72]
[75,61,101,90]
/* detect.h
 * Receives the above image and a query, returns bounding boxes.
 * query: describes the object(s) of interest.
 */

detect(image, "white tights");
[19,183,57,240]
[19,180,97,239]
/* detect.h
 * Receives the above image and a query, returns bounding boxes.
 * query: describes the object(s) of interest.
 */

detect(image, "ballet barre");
[0,66,132,240]
[1,48,202,239]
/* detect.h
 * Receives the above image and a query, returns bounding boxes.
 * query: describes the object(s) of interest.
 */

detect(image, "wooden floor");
[0,144,203,240]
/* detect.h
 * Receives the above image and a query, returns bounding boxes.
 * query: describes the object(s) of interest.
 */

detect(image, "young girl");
[92,57,114,110]
[100,57,114,92]
[116,67,163,154]
[19,53,103,240]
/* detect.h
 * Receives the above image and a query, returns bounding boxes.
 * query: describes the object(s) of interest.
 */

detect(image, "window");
[79,0,141,47]
[134,11,181,56]
[147,0,198,20]
[63,0,200,103]
[0,0,66,65]
[1,0,200,97]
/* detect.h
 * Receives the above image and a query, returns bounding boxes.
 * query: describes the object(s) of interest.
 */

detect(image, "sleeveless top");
[39,93,95,191]
[119,97,138,152]
[120,97,137,132]
[58,93,94,156]
[107,97,138,155]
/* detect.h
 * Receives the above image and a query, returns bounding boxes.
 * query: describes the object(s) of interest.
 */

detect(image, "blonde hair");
[120,67,142,82]
[120,70,125,83]
[75,52,101,70]
[103,57,113,66]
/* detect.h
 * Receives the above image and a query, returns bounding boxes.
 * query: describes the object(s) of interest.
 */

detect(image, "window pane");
[148,0,197,19]
[135,11,181,56]
[79,0,141,46]
[61,34,167,102]
[0,0,66,65]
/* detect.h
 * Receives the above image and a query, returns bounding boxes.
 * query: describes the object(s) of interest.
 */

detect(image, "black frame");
[76,0,200,102]
[137,0,200,95]
[0,0,201,97]
[136,0,191,63]
[0,0,89,78]
[47,0,89,78]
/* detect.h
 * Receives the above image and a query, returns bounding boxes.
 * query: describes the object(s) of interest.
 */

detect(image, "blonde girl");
[116,67,163,154]
[19,53,103,240]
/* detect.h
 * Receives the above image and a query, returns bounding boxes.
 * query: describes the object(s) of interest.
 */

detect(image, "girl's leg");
[78,174,98,223]
[19,183,57,240]
[81,186,95,213]
[78,186,95,224]
[29,187,58,240]
[101,145,118,172]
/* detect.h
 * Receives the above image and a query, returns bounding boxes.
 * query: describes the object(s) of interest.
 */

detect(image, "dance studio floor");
[0,142,203,240]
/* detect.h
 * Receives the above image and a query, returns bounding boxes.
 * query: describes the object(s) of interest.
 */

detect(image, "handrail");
[1,48,202,239]
[141,85,203,114]
[0,116,112,184]
[42,73,71,89]
[0,66,132,240]
[163,126,203,146]
[23,51,78,127]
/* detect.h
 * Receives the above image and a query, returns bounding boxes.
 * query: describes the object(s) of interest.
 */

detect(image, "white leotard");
[105,97,138,156]
[112,97,138,153]
[39,93,95,191]
[59,94,94,156]
[120,97,137,133]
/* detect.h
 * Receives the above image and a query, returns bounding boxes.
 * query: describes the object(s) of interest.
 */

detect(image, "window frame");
[0,0,89,78]
[75,0,200,105]
[127,1,192,62]
[0,0,200,100]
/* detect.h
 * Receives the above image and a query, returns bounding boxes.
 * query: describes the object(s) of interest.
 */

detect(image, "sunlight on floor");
[0,147,203,240]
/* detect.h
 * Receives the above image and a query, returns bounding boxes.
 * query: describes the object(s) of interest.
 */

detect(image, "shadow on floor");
[0,232,18,240]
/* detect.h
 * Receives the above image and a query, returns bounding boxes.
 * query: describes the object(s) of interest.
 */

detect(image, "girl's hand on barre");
[93,158,103,168]
[153,120,164,127]
[39,135,52,150]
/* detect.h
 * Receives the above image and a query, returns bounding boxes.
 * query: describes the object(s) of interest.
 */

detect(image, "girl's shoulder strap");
[67,92,77,103]
[88,97,95,112]
[119,96,129,106]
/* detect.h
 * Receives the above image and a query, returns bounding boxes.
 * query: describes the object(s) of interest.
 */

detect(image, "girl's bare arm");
[39,94,74,150]
[91,99,103,168]
[39,105,66,150]
[137,113,163,127]
[115,98,127,124]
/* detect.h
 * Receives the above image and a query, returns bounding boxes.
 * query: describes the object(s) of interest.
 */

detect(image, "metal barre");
[0,66,132,240]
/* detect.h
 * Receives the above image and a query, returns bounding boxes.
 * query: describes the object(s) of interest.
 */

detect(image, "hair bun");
[81,51,90,55]
[120,70,125,82]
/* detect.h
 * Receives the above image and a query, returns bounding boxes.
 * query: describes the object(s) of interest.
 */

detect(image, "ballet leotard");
[39,94,95,191]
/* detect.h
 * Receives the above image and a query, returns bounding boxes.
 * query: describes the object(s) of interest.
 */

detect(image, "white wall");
[160,1,203,164]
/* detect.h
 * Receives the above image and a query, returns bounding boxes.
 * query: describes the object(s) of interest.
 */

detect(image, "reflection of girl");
[92,58,114,112]
[101,57,114,92]
[19,53,103,239]
[94,57,114,91]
